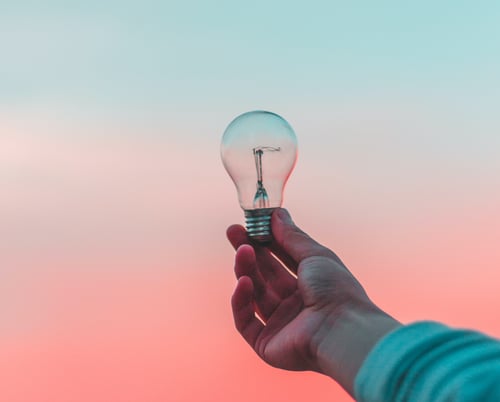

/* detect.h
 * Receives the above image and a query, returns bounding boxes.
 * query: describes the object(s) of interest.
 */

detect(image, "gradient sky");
[1,2,500,401]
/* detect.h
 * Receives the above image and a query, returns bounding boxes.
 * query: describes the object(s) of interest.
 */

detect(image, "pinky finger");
[231,276,265,348]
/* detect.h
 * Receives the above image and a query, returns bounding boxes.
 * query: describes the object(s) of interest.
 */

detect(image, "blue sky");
[2,1,499,118]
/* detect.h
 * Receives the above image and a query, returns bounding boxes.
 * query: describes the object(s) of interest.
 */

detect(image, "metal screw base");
[244,208,275,243]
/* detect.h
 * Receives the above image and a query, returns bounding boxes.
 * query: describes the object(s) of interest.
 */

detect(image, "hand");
[227,208,400,395]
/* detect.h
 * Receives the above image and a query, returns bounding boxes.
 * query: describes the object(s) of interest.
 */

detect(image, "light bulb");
[221,111,298,242]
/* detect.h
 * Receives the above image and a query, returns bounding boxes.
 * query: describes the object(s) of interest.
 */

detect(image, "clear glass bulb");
[221,110,298,242]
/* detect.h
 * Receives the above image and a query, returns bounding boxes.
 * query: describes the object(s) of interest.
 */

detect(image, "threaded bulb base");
[244,208,275,243]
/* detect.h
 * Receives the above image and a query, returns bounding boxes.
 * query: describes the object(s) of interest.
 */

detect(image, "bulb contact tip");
[244,208,275,243]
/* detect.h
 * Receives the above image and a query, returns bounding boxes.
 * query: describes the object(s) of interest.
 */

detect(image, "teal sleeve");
[354,321,500,402]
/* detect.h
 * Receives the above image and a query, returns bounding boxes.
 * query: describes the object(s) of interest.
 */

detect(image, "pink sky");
[1,102,500,401]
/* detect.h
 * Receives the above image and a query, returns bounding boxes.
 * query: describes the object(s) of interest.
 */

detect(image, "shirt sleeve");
[354,321,500,402]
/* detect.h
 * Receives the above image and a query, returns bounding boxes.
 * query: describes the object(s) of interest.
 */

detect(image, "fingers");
[270,209,344,267]
[231,276,303,358]
[227,225,297,299]
[227,224,249,250]
[231,276,264,348]
[234,245,281,320]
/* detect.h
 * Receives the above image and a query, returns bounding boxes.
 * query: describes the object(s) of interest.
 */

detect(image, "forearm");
[315,303,401,396]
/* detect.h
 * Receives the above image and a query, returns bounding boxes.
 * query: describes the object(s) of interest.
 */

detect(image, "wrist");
[314,301,401,396]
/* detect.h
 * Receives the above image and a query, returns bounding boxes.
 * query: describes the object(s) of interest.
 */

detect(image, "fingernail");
[276,208,293,224]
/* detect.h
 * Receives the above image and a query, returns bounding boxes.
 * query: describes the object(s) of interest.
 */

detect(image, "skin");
[227,208,401,397]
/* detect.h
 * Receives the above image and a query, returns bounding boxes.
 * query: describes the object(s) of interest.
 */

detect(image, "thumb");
[271,208,341,265]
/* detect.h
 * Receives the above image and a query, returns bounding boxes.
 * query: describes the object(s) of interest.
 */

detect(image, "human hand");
[227,208,400,395]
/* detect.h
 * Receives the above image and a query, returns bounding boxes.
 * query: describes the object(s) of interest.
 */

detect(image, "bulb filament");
[253,146,280,208]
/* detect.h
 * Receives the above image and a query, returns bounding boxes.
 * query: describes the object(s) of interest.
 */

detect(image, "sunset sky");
[1,2,500,401]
